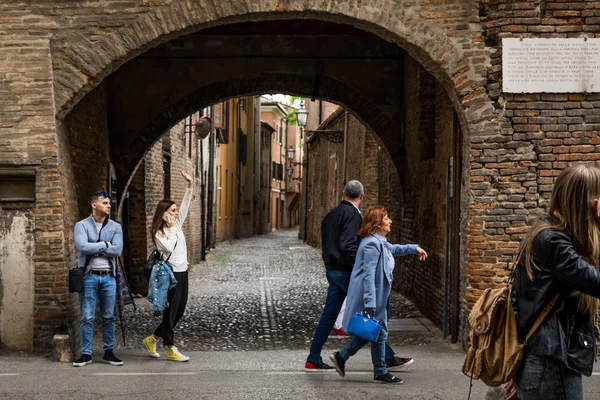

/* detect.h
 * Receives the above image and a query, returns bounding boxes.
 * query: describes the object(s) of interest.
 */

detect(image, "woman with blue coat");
[329,206,428,384]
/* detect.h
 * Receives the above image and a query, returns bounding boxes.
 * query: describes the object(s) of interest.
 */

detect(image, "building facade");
[215,97,257,242]
[260,98,288,232]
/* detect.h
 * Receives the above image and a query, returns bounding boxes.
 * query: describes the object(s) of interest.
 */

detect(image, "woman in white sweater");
[143,169,193,362]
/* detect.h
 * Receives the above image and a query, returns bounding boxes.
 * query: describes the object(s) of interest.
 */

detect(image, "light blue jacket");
[146,260,178,316]
[342,234,418,330]
[74,215,123,275]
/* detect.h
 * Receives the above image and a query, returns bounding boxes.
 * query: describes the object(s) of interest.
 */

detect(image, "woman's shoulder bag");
[462,255,559,389]
[144,239,177,283]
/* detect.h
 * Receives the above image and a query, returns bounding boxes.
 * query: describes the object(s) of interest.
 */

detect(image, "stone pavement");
[2,345,600,399]
[5,229,600,398]
[101,228,438,352]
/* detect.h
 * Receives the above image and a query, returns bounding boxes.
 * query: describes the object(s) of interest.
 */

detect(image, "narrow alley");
[113,228,435,353]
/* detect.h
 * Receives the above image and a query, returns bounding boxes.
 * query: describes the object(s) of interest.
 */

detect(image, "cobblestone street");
[104,228,436,353]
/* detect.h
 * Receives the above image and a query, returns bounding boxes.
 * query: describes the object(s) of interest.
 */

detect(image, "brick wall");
[304,60,458,330]
[126,161,147,294]
[54,85,112,350]
[304,110,402,247]
[394,58,456,329]
[167,118,202,264]
[144,138,165,256]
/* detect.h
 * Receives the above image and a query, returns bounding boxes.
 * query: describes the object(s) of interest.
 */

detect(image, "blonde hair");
[518,164,600,314]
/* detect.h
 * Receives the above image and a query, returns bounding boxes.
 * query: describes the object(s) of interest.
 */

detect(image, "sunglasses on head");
[94,191,112,200]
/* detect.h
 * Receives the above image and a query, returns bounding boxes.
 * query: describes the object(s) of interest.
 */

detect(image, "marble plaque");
[502,38,600,93]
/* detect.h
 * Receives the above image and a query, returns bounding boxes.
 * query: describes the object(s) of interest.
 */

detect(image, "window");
[186,115,194,158]
[216,102,229,144]
[218,166,222,218]
[271,162,283,181]
[163,152,171,199]
[237,128,247,165]
[279,124,283,144]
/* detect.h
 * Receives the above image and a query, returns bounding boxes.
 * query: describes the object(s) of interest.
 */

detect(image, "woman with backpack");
[510,164,600,399]
[328,206,427,384]
[142,169,192,362]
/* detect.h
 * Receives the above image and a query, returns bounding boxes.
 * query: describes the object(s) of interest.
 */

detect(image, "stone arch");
[51,0,477,124]
[52,0,501,345]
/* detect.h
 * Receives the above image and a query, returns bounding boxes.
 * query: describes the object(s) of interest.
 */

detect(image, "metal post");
[207,105,216,248]
[443,157,453,338]
[303,139,309,243]
[200,132,206,261]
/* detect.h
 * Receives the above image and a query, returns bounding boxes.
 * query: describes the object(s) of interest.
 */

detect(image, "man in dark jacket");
[305,180,415,372]
[305,181,364,371]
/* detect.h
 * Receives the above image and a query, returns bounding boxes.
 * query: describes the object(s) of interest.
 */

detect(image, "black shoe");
[374,372,403,384]
[72,354,92,367]
[328,352,346,377]
[102,349,123,366]
[304,360,335,372]
[386,356,414,371]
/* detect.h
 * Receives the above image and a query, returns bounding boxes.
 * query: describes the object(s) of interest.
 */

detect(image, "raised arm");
[388,243,418,257]
[177,187,192,226]
[74,222,108,255]
[176,170,193,226]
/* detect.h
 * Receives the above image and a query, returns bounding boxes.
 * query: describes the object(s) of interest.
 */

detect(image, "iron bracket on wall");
[305,130,344,143]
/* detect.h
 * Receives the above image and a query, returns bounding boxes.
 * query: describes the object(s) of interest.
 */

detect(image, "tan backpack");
[462,282,558,387]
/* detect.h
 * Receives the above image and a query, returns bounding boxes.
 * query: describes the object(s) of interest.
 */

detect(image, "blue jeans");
[514,354,583,400]
[384,342,395,360]
[307,270,351,364]
[339,322,389,376]
[79,273,116,355]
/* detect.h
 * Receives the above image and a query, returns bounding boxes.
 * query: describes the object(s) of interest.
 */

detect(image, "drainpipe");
[318,100,323,125]
[280,115,287,229]
[207,105,216,248]
[200,110,206,262]
[236,98,242,237]
[303,139,309,243]
[268,124,272,231]
[342,110,349,185]
[254,97,260,235]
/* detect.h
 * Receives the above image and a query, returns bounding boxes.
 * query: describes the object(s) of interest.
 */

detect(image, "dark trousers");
[307,270,352,364]
[514,354,583,400]
[154,270,188,346]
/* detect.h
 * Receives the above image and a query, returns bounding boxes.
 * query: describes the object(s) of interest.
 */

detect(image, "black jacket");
[512,218,600,376]
[321,200,362,271]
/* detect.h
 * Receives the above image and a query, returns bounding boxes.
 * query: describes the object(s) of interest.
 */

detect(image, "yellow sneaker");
[167,346,190,362]
[143,335,160,358]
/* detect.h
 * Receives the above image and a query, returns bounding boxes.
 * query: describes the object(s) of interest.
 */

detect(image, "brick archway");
[52,1,477,122]
[49,0,499,349]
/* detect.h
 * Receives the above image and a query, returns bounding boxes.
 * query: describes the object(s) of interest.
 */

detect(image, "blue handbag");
[347,312,381,342]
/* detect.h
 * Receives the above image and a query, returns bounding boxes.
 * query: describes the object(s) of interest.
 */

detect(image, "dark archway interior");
[106,19,406,195]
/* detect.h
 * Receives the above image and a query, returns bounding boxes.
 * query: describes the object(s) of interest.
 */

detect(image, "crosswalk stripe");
[267,371,366,375]
[92,372,198,376]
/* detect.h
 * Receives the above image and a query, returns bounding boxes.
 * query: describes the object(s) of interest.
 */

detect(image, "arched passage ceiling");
[106,20,409,193]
